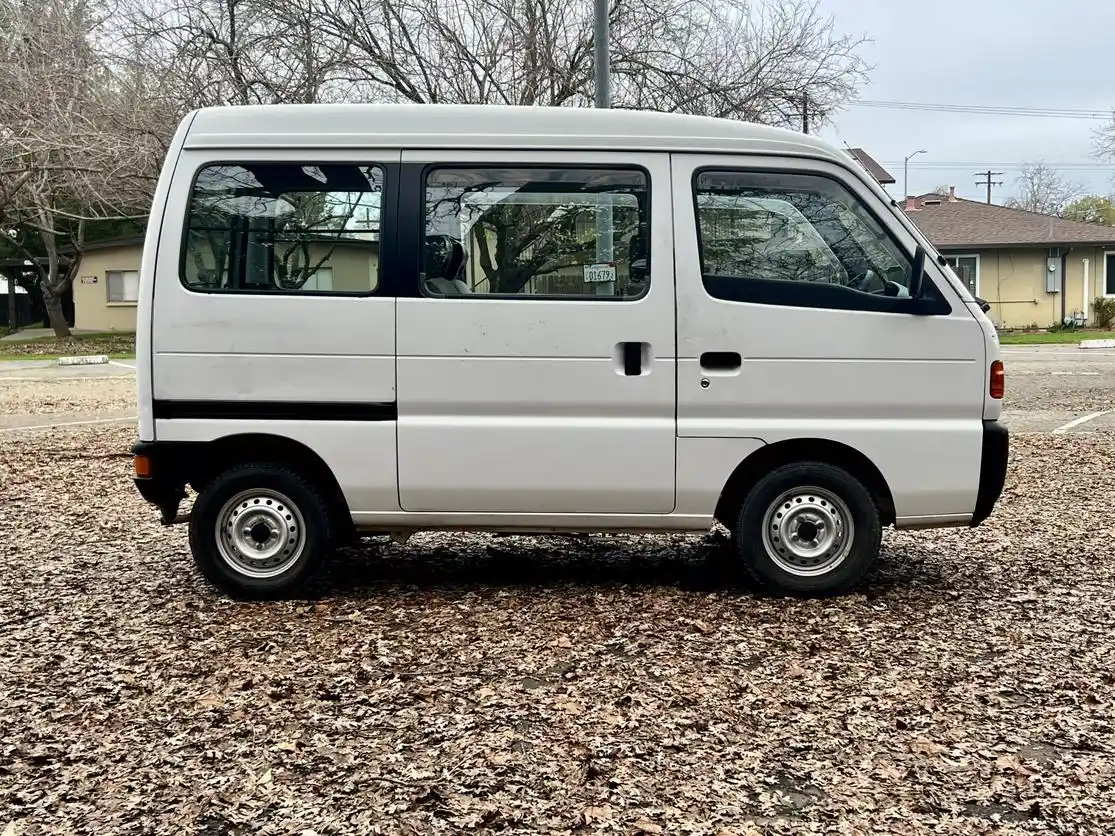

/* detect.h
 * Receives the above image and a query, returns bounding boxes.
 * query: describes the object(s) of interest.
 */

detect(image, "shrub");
[1094,297,1115,330]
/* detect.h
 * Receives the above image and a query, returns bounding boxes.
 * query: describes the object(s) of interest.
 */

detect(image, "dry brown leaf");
[910,739,948,756]
[582,805,612,823]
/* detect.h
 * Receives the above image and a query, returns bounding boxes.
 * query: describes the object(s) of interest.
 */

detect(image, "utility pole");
[974,170,1004,204]
[593,0,614,296]
[802,93,809,134]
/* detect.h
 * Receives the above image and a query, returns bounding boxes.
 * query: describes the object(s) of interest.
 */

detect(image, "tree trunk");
[42,284,72,339]
[37,214,76,339]
[6,276,16,333]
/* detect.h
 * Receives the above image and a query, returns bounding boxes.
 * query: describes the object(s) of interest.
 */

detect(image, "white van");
[131,103,1008,600]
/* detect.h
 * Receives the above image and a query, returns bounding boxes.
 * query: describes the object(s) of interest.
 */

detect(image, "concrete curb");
[57,355,109,366]
[1079,339,1115,350]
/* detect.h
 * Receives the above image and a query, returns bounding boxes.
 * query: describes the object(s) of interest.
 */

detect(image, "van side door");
[670,154,985,524]
[394,150,677,515]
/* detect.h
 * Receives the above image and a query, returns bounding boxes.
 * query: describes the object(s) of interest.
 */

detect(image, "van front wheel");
[731,462,881,596]
[188,463,334,600]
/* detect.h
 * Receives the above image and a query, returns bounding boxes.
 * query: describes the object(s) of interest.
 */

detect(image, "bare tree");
[1093,113,1115,162]
[1003,162,1082,217]
[115,0,352,111]
[0,0,165,337]
[113,0,869,129]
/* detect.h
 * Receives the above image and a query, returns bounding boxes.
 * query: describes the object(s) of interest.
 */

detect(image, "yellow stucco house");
[71,237,147,332]
[903,189,1115,329]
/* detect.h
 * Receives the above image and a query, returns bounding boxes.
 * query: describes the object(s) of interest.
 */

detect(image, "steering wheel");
[846,268,886,295]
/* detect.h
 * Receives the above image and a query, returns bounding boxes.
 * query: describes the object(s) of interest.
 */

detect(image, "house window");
[945,255,979,296]
[1105,251,1115,297]
[301,267,333,292]
[106,270,140,303]
[421,166,649,299]
[182,163,383,295]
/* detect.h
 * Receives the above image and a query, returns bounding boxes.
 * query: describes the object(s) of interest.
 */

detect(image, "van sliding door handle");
[700,351,742,371]
[616,342,649,376]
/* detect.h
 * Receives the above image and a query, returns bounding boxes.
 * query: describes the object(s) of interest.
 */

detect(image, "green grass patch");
[998,330,1115,345]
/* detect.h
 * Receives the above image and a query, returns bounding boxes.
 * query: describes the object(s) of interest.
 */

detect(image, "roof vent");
[923,198,942,205]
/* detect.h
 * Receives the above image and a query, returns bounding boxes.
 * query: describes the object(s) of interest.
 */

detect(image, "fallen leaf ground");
[2,427,1114,835]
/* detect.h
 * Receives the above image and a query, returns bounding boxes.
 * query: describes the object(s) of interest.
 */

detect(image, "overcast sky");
[815,0,1115,203]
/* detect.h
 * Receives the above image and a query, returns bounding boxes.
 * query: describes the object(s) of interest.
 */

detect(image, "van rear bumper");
[970,420,1009,526]
[131,440,189,524]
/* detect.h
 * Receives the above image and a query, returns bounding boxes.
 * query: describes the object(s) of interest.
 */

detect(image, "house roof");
[846,148,895,185]
[903,193,1115,249]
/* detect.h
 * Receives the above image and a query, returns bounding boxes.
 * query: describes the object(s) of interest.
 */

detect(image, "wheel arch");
[714,438,896,527]
[167,433,354,542]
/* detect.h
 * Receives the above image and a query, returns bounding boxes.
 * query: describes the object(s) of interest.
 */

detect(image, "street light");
[904,149,927,200]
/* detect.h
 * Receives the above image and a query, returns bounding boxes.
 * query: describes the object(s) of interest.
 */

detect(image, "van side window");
[421,166,649,299]
[181,163,383,294]
[693,169,918,310]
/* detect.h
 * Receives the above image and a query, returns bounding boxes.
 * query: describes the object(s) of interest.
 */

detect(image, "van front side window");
[421,166,649,299]
[182,163,383,294]
[694,170,914,307]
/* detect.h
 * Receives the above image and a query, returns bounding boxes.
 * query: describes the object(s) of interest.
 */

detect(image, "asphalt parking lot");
[2,346,1114,834]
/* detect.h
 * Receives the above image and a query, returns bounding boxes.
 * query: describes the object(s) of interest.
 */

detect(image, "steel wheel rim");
[760,486,854,576]
[215,488,306,579]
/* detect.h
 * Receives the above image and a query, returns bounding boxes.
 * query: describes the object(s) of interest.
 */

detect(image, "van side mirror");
[909,245,926,299]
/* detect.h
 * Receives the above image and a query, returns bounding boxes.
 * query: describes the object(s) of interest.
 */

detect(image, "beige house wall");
[73,244,143,332]
[949,246,1107,330]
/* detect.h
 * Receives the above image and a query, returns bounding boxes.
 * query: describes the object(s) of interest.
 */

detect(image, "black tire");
[731,462,881,597]
[187,462,334,600]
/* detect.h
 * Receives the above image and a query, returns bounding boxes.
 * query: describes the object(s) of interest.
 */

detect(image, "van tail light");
[989,360,1004,400]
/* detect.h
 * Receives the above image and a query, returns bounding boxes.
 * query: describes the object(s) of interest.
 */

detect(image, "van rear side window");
[421,166,650,299]
[181,163,383,295]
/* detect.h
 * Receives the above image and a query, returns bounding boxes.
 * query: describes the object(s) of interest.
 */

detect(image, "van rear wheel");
[731,462,881,596]
[188,463,334,600]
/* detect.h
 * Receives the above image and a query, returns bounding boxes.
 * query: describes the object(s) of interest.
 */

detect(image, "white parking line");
[108,360,136,369]
[0,416,137,434]
[1052,411,1111,434]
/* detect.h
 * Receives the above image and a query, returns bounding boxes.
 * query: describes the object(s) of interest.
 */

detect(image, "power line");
[850,99,1113,120]
[881,161,1115,171]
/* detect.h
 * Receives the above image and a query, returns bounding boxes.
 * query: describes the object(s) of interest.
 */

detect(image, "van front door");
[395,151,676,515]
[670,154,986,522]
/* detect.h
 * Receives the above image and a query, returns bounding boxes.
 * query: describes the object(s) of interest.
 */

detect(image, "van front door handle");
[700,351,742,372]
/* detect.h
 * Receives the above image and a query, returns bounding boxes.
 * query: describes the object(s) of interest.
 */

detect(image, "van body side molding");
[151,399,398,422]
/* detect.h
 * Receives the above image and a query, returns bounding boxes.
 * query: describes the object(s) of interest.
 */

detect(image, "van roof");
[182,103,850,162]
